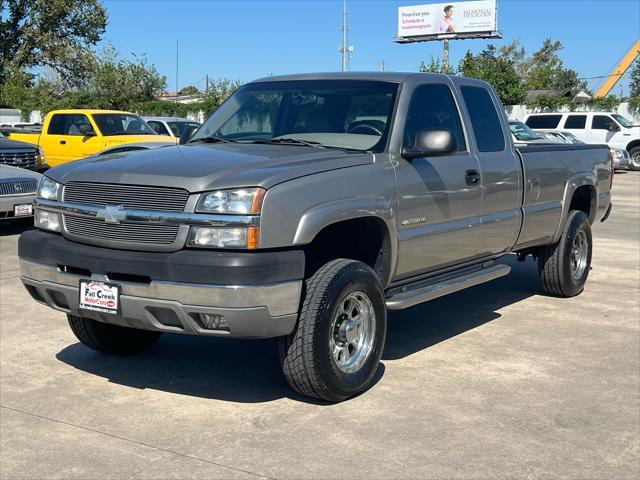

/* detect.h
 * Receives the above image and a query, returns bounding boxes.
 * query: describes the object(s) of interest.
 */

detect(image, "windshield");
[167,121,201,137]
[191,80,399,151]
[562,131,583,144]
[93,113,156,136]
[611,114,636,128]
[509,121,542,141]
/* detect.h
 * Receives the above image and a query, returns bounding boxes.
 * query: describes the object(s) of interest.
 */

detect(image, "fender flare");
[293,197,398,284]
[551,173,598,243]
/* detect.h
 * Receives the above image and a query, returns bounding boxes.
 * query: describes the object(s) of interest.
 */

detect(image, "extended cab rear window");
[460,86,505,152]
[525,115,562,129]
[564,115,586,129]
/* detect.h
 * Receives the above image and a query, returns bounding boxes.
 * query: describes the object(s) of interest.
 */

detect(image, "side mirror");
[608,123,620,132]
[78,124,96,136]
[179,125,199,145]
[402,129,457,160]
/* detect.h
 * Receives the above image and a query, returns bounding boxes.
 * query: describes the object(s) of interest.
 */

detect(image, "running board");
[386,263,511,310]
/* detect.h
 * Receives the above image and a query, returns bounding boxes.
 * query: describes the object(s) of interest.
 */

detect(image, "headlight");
[197,188,265,214]
[187,226,259,249]
[37,177,61,200]
[611,149,623,160]
[34,209,61,232]
[36,146,46,165]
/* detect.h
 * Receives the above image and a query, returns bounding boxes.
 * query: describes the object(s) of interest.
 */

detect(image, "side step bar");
[386,263,511,310]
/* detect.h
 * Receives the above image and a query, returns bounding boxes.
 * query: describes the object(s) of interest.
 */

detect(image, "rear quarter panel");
[515,144,611,248]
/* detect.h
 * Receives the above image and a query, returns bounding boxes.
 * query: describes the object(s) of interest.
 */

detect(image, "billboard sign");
[398,1,498,39]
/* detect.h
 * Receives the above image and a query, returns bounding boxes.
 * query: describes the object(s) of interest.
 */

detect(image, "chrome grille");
[0,178,38,197]
[0,150,38,169]
[63,182,189,212]
[64,216,179,245]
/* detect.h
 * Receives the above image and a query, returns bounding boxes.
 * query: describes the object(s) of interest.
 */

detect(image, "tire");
[538,210,592,297]
[68,315,161,355]
[279,259,387,402]
[629,147,640,171]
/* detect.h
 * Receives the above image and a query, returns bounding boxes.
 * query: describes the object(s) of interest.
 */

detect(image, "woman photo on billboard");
[437,4,456,33]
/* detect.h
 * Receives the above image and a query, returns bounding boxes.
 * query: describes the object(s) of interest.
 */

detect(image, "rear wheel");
[68,315,161,355]
[629,147,640,171]
[538,210,592,297]
[279,259,387,402]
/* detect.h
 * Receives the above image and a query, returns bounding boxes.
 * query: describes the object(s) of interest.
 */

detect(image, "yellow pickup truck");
[7,109,176,167]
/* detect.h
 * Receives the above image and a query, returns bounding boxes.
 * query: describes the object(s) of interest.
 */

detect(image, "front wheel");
[538,210,592,297]
[279,259,387,402]
[629,147,640,171]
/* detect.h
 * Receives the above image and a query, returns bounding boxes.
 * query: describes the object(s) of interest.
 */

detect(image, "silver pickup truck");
[19,73,613,401]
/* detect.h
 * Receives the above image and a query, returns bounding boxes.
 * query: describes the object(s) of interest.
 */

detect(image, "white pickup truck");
[524,111,640,170]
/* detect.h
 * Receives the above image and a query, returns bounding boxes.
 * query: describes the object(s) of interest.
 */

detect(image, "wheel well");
[626,140,640,154]
[569,185,596,224]
[304,217,391,285]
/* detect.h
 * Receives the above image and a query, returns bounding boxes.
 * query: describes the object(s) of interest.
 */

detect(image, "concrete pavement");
[1,172,638,479]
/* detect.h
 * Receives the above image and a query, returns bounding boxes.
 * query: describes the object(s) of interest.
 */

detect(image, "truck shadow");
[56,255,540,404]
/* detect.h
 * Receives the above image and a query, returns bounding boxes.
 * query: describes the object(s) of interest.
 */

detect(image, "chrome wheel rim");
[570,230,589,280]
[330,291,376,374]
[631,151,640,168]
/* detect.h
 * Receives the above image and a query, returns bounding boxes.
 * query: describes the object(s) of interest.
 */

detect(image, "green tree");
[521,39,587,92]
[458,48,525,105]
[629,60,640,114]
[178,85,200,96]
[198,78,241,115]
[0,0,107,85]
[88,49,166,110]
[419,56,454,75]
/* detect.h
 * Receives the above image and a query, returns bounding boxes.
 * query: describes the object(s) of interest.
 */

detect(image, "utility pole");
[443,39,450,72]
[339,0,353,71]
[205,74,209,95]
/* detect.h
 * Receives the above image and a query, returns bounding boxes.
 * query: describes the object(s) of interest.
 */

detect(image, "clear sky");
[102,0,640,95]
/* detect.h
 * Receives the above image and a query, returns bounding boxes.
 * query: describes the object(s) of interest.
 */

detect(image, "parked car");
[524,112,640,170]
[0,131,44,171]
[19,73,612,402]
[508,120,553,143]
[95,141,176,156]
[0,164,41,221]
[609,147,631,170]
[143,117,201,138]
[6,110,176,167]
[534,130,584,144]
[533,129,631,170]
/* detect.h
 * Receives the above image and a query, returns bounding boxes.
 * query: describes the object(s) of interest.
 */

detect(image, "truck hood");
[0,135,37,151]
[46,143,374,192]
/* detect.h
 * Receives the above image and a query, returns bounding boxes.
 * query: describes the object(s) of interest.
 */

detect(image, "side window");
[47,114,67,135]
[148,121,169,135]
[592,115,617,130]
[461,86,505,152]
[404,84,466,152]
[525,115,562,129]
[64,114,94,135]
[564,115,586,129]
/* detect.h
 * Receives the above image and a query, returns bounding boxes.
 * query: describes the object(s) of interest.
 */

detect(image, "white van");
[523,112,640,169]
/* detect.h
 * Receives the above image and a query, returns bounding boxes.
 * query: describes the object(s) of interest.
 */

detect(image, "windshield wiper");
[188,136,237,144]
[249,137,325,148]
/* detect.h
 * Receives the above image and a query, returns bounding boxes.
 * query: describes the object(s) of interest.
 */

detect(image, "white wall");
[506,102,640,122]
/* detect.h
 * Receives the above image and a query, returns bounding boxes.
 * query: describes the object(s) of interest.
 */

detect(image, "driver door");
[393,82,482,279]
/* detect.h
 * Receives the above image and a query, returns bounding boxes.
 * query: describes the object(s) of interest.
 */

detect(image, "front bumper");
[19,230,304,338]
[0,195,35,220]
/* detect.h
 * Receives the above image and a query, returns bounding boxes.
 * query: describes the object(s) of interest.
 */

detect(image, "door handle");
[465,169,480,186]
[60,140,66,145]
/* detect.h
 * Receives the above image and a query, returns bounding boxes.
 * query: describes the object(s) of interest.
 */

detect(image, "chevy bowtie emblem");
[97,204,126,224]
